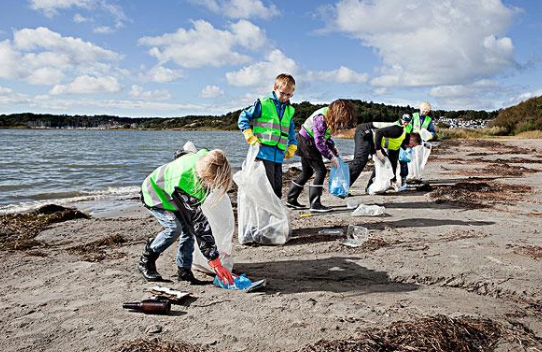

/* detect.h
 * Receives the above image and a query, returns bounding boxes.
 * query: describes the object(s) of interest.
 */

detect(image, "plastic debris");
[340,225,369,248]
[346,199,359,209]
[214,274,267,292]
[351,204,385,216]
[318,228,344,236]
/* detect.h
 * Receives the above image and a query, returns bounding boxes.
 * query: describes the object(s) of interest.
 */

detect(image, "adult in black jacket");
[349,114,412,190]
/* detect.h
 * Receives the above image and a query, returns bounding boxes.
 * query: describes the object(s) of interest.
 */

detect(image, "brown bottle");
[122,299,171,314]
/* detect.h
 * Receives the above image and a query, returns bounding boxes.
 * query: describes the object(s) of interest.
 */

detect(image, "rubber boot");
[309,185,331,213]
[138,238,163,281]
[286,181,306,209]
[177,267,207,285]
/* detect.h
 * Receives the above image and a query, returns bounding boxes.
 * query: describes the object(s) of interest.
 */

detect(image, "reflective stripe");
[253,97,295,151]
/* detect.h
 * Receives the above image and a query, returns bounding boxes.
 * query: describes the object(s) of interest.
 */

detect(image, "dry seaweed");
[509,245,542,262]
[298,315,501,352]
[0,204,90,251]
[114,338,207,352]
[428,181,531,209]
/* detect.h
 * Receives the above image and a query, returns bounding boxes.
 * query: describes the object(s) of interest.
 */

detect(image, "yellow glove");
[284,144,297,160]
[242,129,260,145]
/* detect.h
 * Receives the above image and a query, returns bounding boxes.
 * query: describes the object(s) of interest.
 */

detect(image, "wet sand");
[1,138,542,351]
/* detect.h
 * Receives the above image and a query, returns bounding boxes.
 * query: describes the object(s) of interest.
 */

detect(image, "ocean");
[0,129,354,215]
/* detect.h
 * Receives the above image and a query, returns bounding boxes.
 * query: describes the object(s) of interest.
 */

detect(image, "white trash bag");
[234,145,290,245]
[367,155,395,195]
[408,144,432,180]
[192,190,235,274]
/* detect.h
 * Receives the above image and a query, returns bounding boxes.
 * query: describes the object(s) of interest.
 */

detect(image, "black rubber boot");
[309,185,331,213]
[286,181,306,209]
[177,267,207,285]
[138,238,163,281]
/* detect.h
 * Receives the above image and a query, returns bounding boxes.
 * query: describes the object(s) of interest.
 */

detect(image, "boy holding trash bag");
[286,99,355,212]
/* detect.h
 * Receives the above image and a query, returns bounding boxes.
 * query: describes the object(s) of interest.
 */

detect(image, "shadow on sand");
[235,256,418,295]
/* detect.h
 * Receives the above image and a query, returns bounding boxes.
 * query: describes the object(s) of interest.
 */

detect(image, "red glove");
[208,258,234,285]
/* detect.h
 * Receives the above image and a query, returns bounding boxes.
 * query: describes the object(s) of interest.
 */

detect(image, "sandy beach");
[1,138,542,351]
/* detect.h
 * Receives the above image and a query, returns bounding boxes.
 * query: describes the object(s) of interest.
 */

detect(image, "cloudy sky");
[0,0,541,117]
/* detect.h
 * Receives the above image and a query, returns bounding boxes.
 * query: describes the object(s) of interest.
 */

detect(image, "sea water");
[0,129,354,215]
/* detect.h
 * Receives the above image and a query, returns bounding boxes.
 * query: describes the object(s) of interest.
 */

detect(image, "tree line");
[0,99,504,131]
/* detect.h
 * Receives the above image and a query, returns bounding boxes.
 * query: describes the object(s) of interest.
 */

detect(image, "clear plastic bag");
[329,157,350,197]
[408,144,432,180]
[367,155,395,195]
[192,190,235,274]
[352,204,385,216]
[234,145,290,245]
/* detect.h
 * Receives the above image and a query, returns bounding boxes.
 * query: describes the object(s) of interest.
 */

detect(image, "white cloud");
[138,20,267,68]
[93,26,113,34]
[0,27,121,86]
[190,0,280,20]
[140,65,184,83]
[428,80,508,110]
[0,86,31,105]
[50,75,122,95]
[307,66,368,84]
[200,85,225,98]
[73,13,90,23]
[328,0,518,87]
[508,89,542,105]
[129,85,171,100]
[225,49,299,88]
[30,0,128,28]
[27,67,65,85]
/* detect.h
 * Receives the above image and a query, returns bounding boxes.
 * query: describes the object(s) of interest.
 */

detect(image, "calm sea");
[0,129,354,214]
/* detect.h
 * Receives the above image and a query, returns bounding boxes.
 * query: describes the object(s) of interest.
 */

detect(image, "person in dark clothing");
[349,114,412,191]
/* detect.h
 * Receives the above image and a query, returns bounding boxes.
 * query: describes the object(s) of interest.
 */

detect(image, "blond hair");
[419,102,432,115]
[274,73,296,90]
[196,149,232,203]
[325,99,355,132]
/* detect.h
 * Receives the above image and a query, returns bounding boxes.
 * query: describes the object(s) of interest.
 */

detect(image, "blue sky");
[0,0,541,117]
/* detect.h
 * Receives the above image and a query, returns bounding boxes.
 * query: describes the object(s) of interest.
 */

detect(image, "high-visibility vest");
[252,97,295,151]
[374,121,407,151]
[141,149,208,211]
[302,107,332,140]
[406,112,432,134]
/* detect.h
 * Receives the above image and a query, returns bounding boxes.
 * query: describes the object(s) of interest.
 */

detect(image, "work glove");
[284,144,297,160]
[332,146,340,157]
[376,150,386,162]
[242,129,260,146]
[331,155,340,169]
[208,258,234,285]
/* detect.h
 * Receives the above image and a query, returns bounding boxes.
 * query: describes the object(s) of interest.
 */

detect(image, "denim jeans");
[147,208,194,269]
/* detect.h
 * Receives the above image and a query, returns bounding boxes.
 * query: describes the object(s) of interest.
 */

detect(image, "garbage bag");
[328,157,350,197]
[234,145,290,245]
[192,190,235,274]
[407,144,432,180]
[399,148,412,163]
[367,155,395,195]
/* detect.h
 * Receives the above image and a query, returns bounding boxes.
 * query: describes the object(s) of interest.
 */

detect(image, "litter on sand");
[351,204,385,216]
[318,228,344,236]
[214,274,267,292]
[144,286,191,303]
[340,225,369,247]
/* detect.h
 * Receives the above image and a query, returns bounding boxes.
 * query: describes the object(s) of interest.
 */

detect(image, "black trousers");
[260,159,283,198]
[349,127,375,186]
[294,134,327,187]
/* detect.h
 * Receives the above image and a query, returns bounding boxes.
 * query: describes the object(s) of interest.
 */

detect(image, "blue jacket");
[238,92,297,164]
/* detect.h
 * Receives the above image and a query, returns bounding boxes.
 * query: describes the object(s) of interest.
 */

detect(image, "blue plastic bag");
[328,158,350,197]
[214,274,253,290]
[399,148,412,163]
